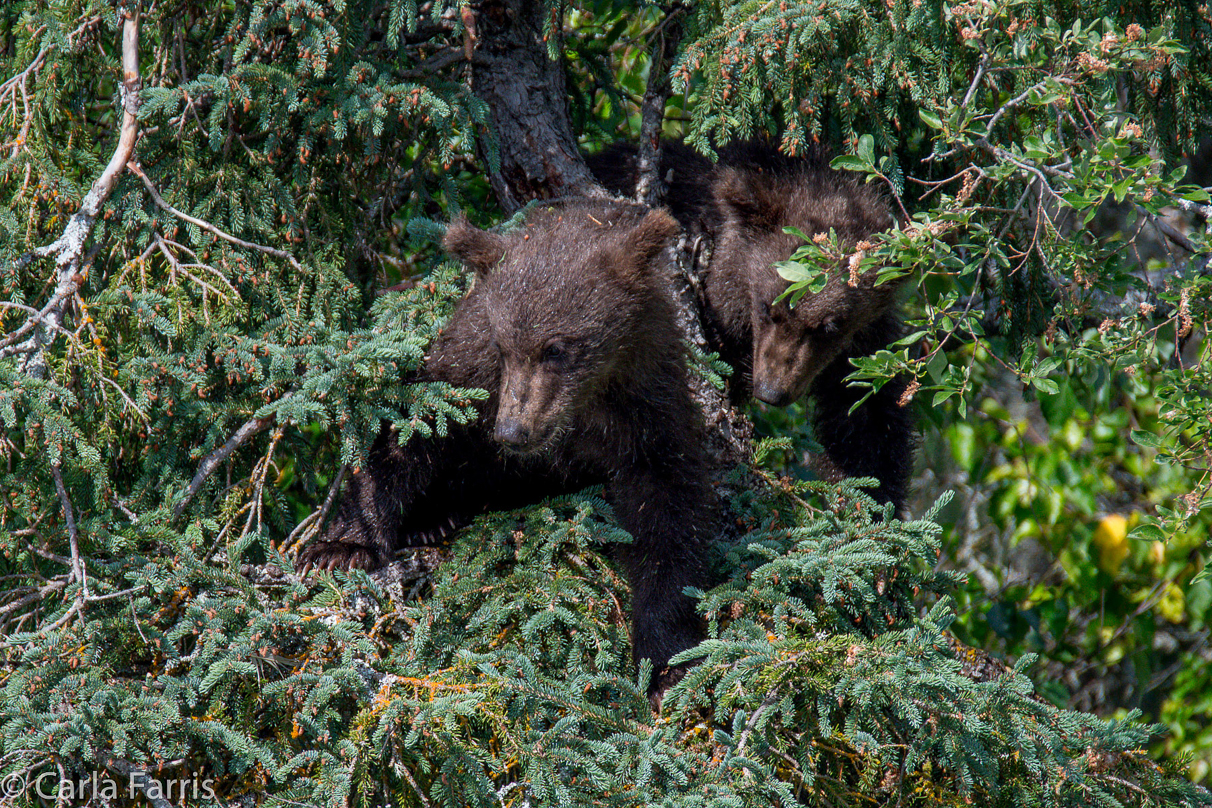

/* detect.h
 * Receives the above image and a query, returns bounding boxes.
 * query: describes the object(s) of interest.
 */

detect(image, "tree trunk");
[466,0,607,212]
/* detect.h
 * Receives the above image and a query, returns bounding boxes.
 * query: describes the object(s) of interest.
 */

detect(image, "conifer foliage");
[1,1,1210,806]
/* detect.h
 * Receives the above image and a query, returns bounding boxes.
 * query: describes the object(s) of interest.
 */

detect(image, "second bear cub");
[590,142,916,511]
[301,200,717,698]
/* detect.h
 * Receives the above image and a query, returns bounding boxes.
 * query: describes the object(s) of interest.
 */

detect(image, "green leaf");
[830,155,869,172]
[1130,429,1165,449]
[1033,377,1059,395]
[1129,524,1167,542]
[926,351,947,383]
[1023,135,1048,160]
[776,261,814,283]
[857,134,875,166]
[1061,192,1093,210]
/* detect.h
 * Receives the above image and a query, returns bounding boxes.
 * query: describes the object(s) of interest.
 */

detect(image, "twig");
[173,398,291,519]
[98,374,150,423]
[983,80,1051,137]
[400,760,434,808]
[240,426,285,540]
[153,232,240,299]
[127,161,302,271]
[0,579,68,619]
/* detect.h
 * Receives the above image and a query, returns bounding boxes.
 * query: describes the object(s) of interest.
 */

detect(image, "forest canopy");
[1,0,1210,805]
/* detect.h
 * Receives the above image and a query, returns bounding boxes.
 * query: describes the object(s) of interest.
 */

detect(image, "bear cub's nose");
[494,419,531,447]
[753,381,794,407]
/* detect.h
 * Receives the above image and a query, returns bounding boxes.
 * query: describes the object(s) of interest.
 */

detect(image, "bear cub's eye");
[541,342,568,363]
[759,301,781,323]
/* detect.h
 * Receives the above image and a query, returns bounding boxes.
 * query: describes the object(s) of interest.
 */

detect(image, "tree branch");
[173,404,287,520]
[634,6,684,208]
[51,463,87,595]
[127,162,302,271]
[5,5,141,378]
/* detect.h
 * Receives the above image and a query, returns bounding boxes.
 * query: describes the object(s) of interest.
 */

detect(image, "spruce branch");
[0,16,103,159]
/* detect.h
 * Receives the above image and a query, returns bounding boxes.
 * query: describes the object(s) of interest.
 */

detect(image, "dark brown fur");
[300,200,718,695]
[589,141,916,511]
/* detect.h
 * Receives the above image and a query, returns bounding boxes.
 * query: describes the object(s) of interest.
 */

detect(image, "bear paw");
[296,537,384,573]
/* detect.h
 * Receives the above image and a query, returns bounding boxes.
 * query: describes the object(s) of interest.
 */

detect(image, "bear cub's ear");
[621,208,681,273]
[443,217,507,277]
[714,168,785,231]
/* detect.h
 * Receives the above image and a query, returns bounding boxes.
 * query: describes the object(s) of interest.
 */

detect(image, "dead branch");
[283,464,349,555]
[128,161,303,271]
[3,6,142,378]
[172,397,292,520]
[51,463,87,595]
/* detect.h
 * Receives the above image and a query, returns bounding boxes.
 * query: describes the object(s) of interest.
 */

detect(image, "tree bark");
[466,0,607,212]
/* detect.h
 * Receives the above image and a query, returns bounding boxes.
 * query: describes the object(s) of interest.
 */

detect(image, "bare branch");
[0,579,68,620]
[959,53,989,110]
[173,398,291,520]
[6,7,142,378]
[127,161,302,271]
[1138,206,1199,254]
[284,464,349,555]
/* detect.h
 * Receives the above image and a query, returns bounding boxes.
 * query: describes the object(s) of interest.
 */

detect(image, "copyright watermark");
[2,770,216,802]
[0,773,24,799]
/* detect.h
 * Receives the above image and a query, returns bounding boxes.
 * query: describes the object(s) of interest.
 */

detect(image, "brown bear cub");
[300,200,717,700]
[589,141,916,511]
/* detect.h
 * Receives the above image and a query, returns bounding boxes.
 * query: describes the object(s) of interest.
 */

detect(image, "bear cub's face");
[712,167,895,405]
[748,267,873,406]
[444,205,680,455]
[484,270,618,454]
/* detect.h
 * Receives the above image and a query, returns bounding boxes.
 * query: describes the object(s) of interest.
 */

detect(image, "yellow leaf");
[1149,541,1165,565]
[1093,514,1129,574]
